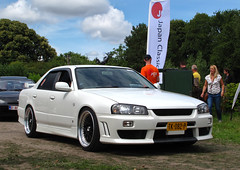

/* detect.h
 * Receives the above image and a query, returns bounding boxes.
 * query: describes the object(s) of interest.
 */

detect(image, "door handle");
[33,94,37,99]
[50,96,55,100]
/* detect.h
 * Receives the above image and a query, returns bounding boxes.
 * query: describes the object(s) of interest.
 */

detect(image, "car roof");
[51,65,131,70]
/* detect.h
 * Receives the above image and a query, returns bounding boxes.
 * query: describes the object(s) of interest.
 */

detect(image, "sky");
[0,0,239,61]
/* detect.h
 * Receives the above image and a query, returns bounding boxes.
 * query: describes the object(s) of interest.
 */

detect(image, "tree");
[167,20,186,66]
[59,51,93,65]
[0,19,57,64]
[181,13,212,63]
[124,23,148,71]
[211,10,240,81]
[104,44,128,66]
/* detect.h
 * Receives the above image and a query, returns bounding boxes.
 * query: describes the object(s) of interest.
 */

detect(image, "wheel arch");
[77,106,97,124]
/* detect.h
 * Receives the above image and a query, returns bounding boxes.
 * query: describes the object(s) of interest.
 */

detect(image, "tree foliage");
[1,10,240,83]
[124,23,148,72]
[167,20,186,66]
[0,19,57,64]
[104,10,240,82]
[59,51,95,65]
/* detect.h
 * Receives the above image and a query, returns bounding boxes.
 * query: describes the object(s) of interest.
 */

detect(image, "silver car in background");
[0,76,34,119]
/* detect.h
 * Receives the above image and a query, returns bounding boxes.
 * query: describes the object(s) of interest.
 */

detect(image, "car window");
[38,70,72,91]
[58,70,71,86]
[0,79,34,91]
[75,67,155,89]
[38,72,59,90]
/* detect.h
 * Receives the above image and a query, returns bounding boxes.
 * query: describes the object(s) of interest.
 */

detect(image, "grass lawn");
[212,111,240,144]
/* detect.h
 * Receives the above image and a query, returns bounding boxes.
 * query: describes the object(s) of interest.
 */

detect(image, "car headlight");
[0,99,6,104]
[111,104,148,115]
[197,103,209,114]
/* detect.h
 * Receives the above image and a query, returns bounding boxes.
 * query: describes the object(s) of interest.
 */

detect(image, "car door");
[46,70,75,129]
[34,71,59,125]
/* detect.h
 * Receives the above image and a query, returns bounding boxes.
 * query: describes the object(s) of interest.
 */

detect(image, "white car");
[18,65,213,151]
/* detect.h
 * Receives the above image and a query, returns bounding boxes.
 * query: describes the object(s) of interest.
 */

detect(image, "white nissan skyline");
[18,65,212,151]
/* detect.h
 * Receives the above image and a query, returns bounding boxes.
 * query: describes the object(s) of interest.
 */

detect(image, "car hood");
[0,91,20,97]
[0,91,20,103]
[82,88,203,109]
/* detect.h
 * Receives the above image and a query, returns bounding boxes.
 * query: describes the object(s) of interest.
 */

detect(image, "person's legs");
[215,93,222,121]
[207,94,213,115]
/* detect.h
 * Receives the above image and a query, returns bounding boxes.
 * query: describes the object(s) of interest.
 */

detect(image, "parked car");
[18,65,213,151]
[0,76,34,119]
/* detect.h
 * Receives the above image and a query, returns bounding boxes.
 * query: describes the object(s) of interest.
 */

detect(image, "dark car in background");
[0,76,34,119]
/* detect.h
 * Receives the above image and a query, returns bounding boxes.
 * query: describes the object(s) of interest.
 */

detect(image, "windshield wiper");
[96,86,119,88]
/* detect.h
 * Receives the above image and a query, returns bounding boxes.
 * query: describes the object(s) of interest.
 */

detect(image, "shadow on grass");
[33,132,218,156]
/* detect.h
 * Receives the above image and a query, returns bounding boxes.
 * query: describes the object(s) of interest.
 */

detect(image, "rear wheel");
[24,106,37,137]
[78,108,101,151]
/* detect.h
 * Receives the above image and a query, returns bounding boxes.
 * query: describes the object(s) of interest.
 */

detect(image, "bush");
[28,73,41,83]
[0,62,26,76]
[222,83,240,112]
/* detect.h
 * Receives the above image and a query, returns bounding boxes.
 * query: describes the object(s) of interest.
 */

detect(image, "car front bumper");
[97,110,213,144]
[0,105,18,117]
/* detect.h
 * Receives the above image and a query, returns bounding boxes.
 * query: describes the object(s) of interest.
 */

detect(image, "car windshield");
[0,79,33,91]
[75,67,156,89]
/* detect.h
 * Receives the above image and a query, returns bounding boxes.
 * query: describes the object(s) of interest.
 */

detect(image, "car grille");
[117,130,147,139]
[152,109,193,116]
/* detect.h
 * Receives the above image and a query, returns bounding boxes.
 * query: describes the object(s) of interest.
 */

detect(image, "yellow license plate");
[167,122,187,131]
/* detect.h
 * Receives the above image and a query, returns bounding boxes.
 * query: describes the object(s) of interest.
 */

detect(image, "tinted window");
[38,72,59,90]
[58,71,71,86]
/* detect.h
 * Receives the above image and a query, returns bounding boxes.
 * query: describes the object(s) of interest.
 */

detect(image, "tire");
[24,106,37,138]
[78,108,101,152]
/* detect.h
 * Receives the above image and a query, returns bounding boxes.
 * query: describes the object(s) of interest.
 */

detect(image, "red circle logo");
[151,2,163,19]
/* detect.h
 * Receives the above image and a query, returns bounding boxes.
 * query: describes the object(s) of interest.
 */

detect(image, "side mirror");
[154,83,161,89]
[55,82,72,92]
[24,83,35,88]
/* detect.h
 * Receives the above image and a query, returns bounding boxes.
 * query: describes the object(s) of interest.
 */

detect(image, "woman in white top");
[201,65,225,122]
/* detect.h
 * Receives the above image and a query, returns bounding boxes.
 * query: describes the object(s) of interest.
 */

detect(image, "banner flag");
[232,83,240,109]
[147,0,170,69]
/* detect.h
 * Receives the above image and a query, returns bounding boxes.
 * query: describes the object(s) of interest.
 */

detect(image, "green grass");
[212,111,240,144]
[1,112,240,169]
[0,145,131,170]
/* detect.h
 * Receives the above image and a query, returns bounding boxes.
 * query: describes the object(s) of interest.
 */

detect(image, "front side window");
[38,70,72,91]
[75,67,155,89]
[38,72,59,90]
[58,70,72,86]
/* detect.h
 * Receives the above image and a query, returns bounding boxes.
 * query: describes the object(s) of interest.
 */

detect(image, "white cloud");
[0,0,54,23]
[0,0,133,50]
[81,6,132,44]
[31,0,110,17]
[0,0,110,24]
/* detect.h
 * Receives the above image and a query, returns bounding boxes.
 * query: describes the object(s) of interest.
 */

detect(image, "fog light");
[123,121,134,127]
[208,118,212,124]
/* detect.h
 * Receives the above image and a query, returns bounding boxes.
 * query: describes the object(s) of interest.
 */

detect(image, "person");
[200,65,225,122]
[180,61,188,70]
[192,65,201,99]
[223,68,233,85]
[141,55,159,84]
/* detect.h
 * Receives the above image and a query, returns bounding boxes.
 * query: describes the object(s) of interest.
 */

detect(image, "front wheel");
[24,106,37,138]
[78,108,101,152]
